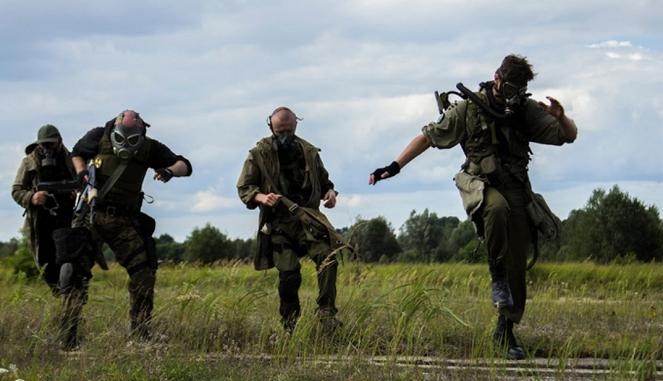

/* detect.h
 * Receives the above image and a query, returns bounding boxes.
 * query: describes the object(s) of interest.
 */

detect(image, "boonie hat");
[35,124,61,144]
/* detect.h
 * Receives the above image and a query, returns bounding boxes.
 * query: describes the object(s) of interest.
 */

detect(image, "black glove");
[371,161,401,183]
[76,169,89,187]
[155,168,174,183]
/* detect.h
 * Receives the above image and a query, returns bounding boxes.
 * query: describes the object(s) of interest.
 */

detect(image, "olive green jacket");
[11,146,75,268]
[237,135,335,270]
[422,86,572,218]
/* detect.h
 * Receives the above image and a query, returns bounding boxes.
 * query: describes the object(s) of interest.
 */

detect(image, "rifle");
[35,180,79,195]
[74,162,98,226]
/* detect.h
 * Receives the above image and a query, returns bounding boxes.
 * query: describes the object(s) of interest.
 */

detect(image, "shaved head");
[269,107,298,136]
[270,107,297,125]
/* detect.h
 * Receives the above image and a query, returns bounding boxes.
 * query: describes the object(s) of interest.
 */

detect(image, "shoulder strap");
[249,149,300,210]
[98,161,129,201]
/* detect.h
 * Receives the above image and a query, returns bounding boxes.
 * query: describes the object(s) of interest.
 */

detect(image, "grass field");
[1,260,662,380]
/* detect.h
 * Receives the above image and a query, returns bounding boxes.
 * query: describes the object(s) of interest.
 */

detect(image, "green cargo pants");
[475,173,532,324]
[270,213,338,326]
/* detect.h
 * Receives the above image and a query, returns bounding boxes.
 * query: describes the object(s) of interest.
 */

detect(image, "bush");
[8,237,39,279]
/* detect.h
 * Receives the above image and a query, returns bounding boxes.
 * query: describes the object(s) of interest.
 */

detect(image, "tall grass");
[0,261,661,380]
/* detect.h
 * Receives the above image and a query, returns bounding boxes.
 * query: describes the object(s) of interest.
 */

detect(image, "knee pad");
[58,262,90,295]
[278,270,302,303]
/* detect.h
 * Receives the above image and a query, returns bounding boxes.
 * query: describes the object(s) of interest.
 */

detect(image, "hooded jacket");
[237,135,335,270]
[12,145,75,268]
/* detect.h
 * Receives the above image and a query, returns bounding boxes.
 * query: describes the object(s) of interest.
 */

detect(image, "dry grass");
[0,261,662,380]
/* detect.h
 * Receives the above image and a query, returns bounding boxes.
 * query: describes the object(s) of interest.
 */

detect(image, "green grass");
[1,261,662,380]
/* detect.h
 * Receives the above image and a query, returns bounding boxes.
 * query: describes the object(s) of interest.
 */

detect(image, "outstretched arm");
[369,133,430,185]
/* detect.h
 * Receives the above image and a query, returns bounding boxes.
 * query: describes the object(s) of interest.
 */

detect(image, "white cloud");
[588,40,633,48]
[1,0,662,242]
[191,188,238,212]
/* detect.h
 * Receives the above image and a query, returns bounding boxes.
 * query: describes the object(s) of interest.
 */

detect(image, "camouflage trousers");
[270,213,338,327]
[475,173,532,324]
[62,209,156,336]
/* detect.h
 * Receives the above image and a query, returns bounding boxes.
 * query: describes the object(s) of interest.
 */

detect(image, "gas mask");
[497,71,528,111]
[111,123,144,162]
[40,145,57,167]
[273,134,297,151]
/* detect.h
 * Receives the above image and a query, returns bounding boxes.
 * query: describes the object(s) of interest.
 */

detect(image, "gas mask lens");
[112,131,141,146]
[113,131,125,144]
[126,134,141,146]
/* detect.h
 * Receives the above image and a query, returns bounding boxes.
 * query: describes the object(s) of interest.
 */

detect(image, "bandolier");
[94,132,152,209]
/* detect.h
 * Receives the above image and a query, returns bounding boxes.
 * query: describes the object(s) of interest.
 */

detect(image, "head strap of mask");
[110,110,146,162]
[497,69,529,112]
[266,106,303,127]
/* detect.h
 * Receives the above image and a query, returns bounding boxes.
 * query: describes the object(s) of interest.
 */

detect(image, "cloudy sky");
[1,0,661,243]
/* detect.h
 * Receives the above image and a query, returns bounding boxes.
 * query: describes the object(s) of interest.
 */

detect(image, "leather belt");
[96,202,136,217]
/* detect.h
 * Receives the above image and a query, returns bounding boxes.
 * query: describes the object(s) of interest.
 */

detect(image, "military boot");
[281,309,299,334]
[59,312,80,351]
[488,259,513,309]
[493,315,526,360]
[317,308,343,334]
[131,319,152,341]
[60,323,79,351]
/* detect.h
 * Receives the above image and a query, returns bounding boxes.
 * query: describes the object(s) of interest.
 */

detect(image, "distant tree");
[184,223,234,264]
[398,209,459,262]
[455,239,487,263]
[565,186,663,263]
[347,216,401,263]
[441,219,475,261]
[232,237,255,260]
[156,234,186,263]
[0,237,20,260]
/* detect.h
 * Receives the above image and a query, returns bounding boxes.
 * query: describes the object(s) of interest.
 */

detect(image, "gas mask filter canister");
[40,145,57,167]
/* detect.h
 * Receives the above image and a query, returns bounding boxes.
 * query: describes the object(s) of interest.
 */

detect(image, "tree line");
[2,185,662,277]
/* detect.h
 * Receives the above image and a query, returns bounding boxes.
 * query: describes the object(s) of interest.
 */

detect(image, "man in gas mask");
[57,110,192,349]
[12,125,77,294]
[237,107,344,333]
[369,55,578,359]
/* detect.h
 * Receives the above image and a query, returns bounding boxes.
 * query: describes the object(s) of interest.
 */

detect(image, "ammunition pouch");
[298,210,330,241]
[525,191,562,271]
[480,155,505,187]
[129,212,158,271]
[526,192,561,241]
